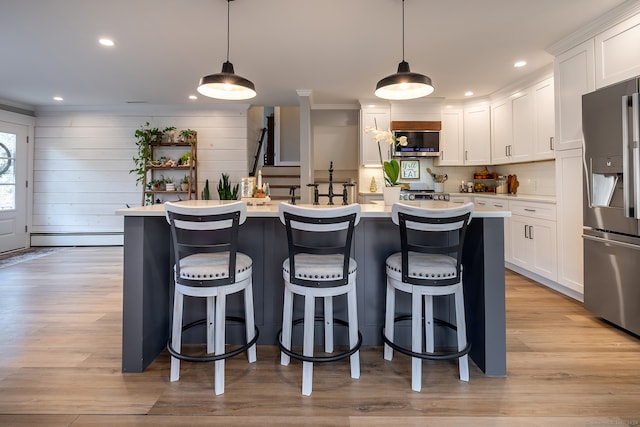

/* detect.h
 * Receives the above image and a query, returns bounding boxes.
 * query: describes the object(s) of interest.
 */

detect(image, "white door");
[0,121,28,253]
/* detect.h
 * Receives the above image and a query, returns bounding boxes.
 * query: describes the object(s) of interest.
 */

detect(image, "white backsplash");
[359,159,556,196]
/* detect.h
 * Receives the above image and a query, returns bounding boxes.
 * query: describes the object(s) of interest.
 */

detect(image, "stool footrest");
[278,316,362,363]
[167,315,259,363]
[382,314,471,360]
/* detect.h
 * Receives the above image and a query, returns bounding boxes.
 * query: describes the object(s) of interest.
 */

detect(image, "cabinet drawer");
[474,196,508,211]
[450,196,472,205]
[509,200,556,220]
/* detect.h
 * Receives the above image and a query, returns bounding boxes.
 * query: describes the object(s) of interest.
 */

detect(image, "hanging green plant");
[130,122,157,186]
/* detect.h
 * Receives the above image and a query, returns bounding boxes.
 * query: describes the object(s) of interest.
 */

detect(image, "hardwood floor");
[0,246,639,426]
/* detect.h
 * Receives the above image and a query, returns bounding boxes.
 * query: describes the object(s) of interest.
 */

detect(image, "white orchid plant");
[364,126,408,186]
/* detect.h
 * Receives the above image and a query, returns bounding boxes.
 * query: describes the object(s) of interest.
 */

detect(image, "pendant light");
[197,0,256,100]
[375,0,434,100]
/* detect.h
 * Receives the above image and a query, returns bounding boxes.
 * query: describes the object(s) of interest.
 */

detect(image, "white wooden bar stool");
[278,202,362,396]
[164,200,258,395]
[383,202,474,392]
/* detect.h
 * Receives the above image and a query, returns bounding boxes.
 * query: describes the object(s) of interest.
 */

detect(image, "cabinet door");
[533,78,555,160]
[509,215,533,269]
[595,13,640,88]
[509,215,558,281]
[530,218,558,281]
[360,108,390,166]
[554,39,595,151]
[436,108,464,166]
[463,104,491,165]
[491,99,512,165]
[511,90,533,163]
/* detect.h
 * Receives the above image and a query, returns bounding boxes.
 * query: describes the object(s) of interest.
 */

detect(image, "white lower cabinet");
[508,200,557,281]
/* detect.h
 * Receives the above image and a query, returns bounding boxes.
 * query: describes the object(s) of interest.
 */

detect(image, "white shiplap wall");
[32,105,250,246]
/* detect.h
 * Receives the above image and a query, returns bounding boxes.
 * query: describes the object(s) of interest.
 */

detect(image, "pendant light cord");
[226,0,231,62]
[401,0,405,62]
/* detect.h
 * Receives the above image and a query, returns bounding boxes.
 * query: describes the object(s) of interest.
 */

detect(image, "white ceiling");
[0,0,632,109]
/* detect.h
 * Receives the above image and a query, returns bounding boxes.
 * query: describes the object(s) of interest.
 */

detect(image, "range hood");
[391,121,441,131]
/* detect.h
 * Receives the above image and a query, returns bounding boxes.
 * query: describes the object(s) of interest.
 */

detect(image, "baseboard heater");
[30,232,124,247]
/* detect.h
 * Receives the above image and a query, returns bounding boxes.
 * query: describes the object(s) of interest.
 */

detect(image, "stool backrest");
[391,202,474,286]
[165,201,247,286]
[279,203,361,287]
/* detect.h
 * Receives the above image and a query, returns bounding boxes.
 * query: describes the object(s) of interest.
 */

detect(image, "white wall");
[32,105,250,246]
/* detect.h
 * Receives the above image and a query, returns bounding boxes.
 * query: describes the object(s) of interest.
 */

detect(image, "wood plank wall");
[32,105,252,246]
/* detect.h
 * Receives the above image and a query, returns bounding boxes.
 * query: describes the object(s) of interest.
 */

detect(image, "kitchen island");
[116,201,510,377]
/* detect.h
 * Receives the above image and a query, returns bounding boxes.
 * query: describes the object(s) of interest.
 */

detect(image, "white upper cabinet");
[359,105,390,166]
[491,79,549,165]
[533,78,555,160]
[463,103,491,166]
[554,39,595,151]
[595,12,640,88]
[511,90,534,163]
[490,98,512,164]
[436,108,464,166]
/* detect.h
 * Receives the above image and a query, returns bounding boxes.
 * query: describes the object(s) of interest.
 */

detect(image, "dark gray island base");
[121,207,507,377]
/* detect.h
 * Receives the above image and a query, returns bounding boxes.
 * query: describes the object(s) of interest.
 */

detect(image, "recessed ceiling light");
[53,96,64,101]
[189,95,198,100]
[514,61,527,68]
[99,38,115,47]
[464,91,474,97]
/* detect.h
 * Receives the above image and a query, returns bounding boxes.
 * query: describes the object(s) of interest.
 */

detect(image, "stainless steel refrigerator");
[582,77,640,336]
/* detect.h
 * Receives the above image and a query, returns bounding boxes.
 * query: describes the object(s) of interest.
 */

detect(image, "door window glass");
[0,131,16,210]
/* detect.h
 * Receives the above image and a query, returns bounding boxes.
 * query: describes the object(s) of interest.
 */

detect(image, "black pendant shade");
[375,0,433,100]
[197,0,256,101]
[198,61,256,100]
[375,61,434,100]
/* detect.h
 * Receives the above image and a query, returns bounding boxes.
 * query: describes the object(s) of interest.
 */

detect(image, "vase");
[383,185,401,206]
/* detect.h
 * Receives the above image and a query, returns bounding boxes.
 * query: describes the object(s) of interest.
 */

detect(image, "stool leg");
[207,295,215,354]
[302,294,315,396]
[424,294,434,353]
[383,279,395,361]
[170,287,183,382]
[214,292,226,395]
[244,280,257,364]
[347,284,360,379]
[280,284,294,366]
[455,285,469,382]
[324,296,333,353]
[411,291,422,392]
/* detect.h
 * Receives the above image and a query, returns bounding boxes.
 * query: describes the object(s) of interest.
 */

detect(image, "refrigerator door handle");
[623,95,632,217]
[633,93,640,219]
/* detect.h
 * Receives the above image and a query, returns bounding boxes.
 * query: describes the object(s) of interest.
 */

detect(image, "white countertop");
[449,192,556,204]
[116,200,510,219]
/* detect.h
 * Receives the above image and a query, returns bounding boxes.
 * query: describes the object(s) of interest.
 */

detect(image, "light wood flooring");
[0,246,639,426]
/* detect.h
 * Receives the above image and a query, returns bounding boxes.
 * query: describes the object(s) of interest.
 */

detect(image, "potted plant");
[181,175,190,192]
[364,126,408,205]
[179,129,197,144]
[162,126,176,143]
[202,179,211,200]
[217,173,239,200]
[179,152,191,166]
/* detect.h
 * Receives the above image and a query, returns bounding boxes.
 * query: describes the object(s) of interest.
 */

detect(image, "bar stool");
[383,202,474,392]
[164,200,258,395]
[278,202,362,396]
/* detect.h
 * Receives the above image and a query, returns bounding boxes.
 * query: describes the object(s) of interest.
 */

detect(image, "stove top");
[400,190,449,201]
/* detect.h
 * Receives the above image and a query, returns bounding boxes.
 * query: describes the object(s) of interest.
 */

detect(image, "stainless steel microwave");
[392,130,440,157]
